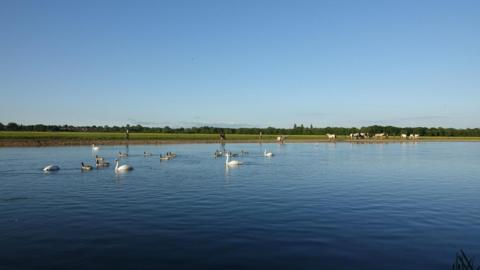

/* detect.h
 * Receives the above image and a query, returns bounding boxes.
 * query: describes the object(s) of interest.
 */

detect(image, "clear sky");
[1,0,479,128]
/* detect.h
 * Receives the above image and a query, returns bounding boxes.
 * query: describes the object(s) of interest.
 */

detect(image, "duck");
[214,150,223,158]
[96,159,110,167]
[115,159,133,173]
[118,151,128,158]
[227,151,239,157]
[43,165,60,172]
[144,151,153,156]
[81,162,93,171]
[160,154,171,161]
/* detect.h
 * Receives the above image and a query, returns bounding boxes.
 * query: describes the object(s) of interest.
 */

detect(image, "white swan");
[92,144,99,151]
[264,149,274,157]
[226,154,242,166]
[43,165,60,172]
[115,159,133,172]
[81,162,93,171]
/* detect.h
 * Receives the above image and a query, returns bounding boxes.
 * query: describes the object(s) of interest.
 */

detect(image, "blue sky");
[1,0,479,128]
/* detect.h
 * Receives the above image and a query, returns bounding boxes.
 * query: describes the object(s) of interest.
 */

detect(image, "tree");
[7,122,19,131]
[34,124,47,131]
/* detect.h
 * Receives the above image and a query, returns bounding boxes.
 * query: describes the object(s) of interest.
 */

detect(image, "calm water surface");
[0,143,479,269]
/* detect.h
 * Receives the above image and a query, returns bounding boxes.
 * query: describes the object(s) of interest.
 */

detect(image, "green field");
[0,131,273,141]
[0,131,291,141]
[1,131,480,143]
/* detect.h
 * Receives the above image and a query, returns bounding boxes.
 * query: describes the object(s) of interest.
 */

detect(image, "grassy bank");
[1,131,480,147]
[0,131,278,141]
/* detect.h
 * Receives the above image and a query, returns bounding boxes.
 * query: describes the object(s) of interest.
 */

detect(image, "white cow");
[374,133,386,139]
[408,134,420,140]
[401,134,407,139]
[326,133,336,140]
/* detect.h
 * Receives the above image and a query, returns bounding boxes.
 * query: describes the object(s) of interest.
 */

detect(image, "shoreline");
[2,138,480,147]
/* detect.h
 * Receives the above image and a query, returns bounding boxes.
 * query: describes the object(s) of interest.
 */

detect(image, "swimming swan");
[264,149,274,157]
[92,144,99,151]
[43,165,60,172]
[115,160,133,172]
[226,154,242,166]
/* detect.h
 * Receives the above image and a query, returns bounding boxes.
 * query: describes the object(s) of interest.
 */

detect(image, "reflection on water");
[0,142,479,270]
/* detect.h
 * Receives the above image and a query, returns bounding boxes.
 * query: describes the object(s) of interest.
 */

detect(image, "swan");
[92,144,100,151]
[264,149,274,157]
[115,159,133,172]
[225,154,242,166]
[81,162,93,171]
[43,165,60,172]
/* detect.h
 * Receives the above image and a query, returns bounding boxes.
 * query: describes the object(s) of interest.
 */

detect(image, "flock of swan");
[42,144,275,173]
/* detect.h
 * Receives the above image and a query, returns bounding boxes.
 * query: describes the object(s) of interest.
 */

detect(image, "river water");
[0,142,479,269]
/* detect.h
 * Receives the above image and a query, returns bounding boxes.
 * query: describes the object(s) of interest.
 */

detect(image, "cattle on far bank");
[349,133,370,140]
[409,134,420,140]
[326,134,336,141]
[374,133,388,139]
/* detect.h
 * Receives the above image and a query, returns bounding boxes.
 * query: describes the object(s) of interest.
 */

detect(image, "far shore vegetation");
[2,122,480,137]
[1,122,480,146]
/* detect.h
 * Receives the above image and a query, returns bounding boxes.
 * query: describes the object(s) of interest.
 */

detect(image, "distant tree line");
[1,122,480,136]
